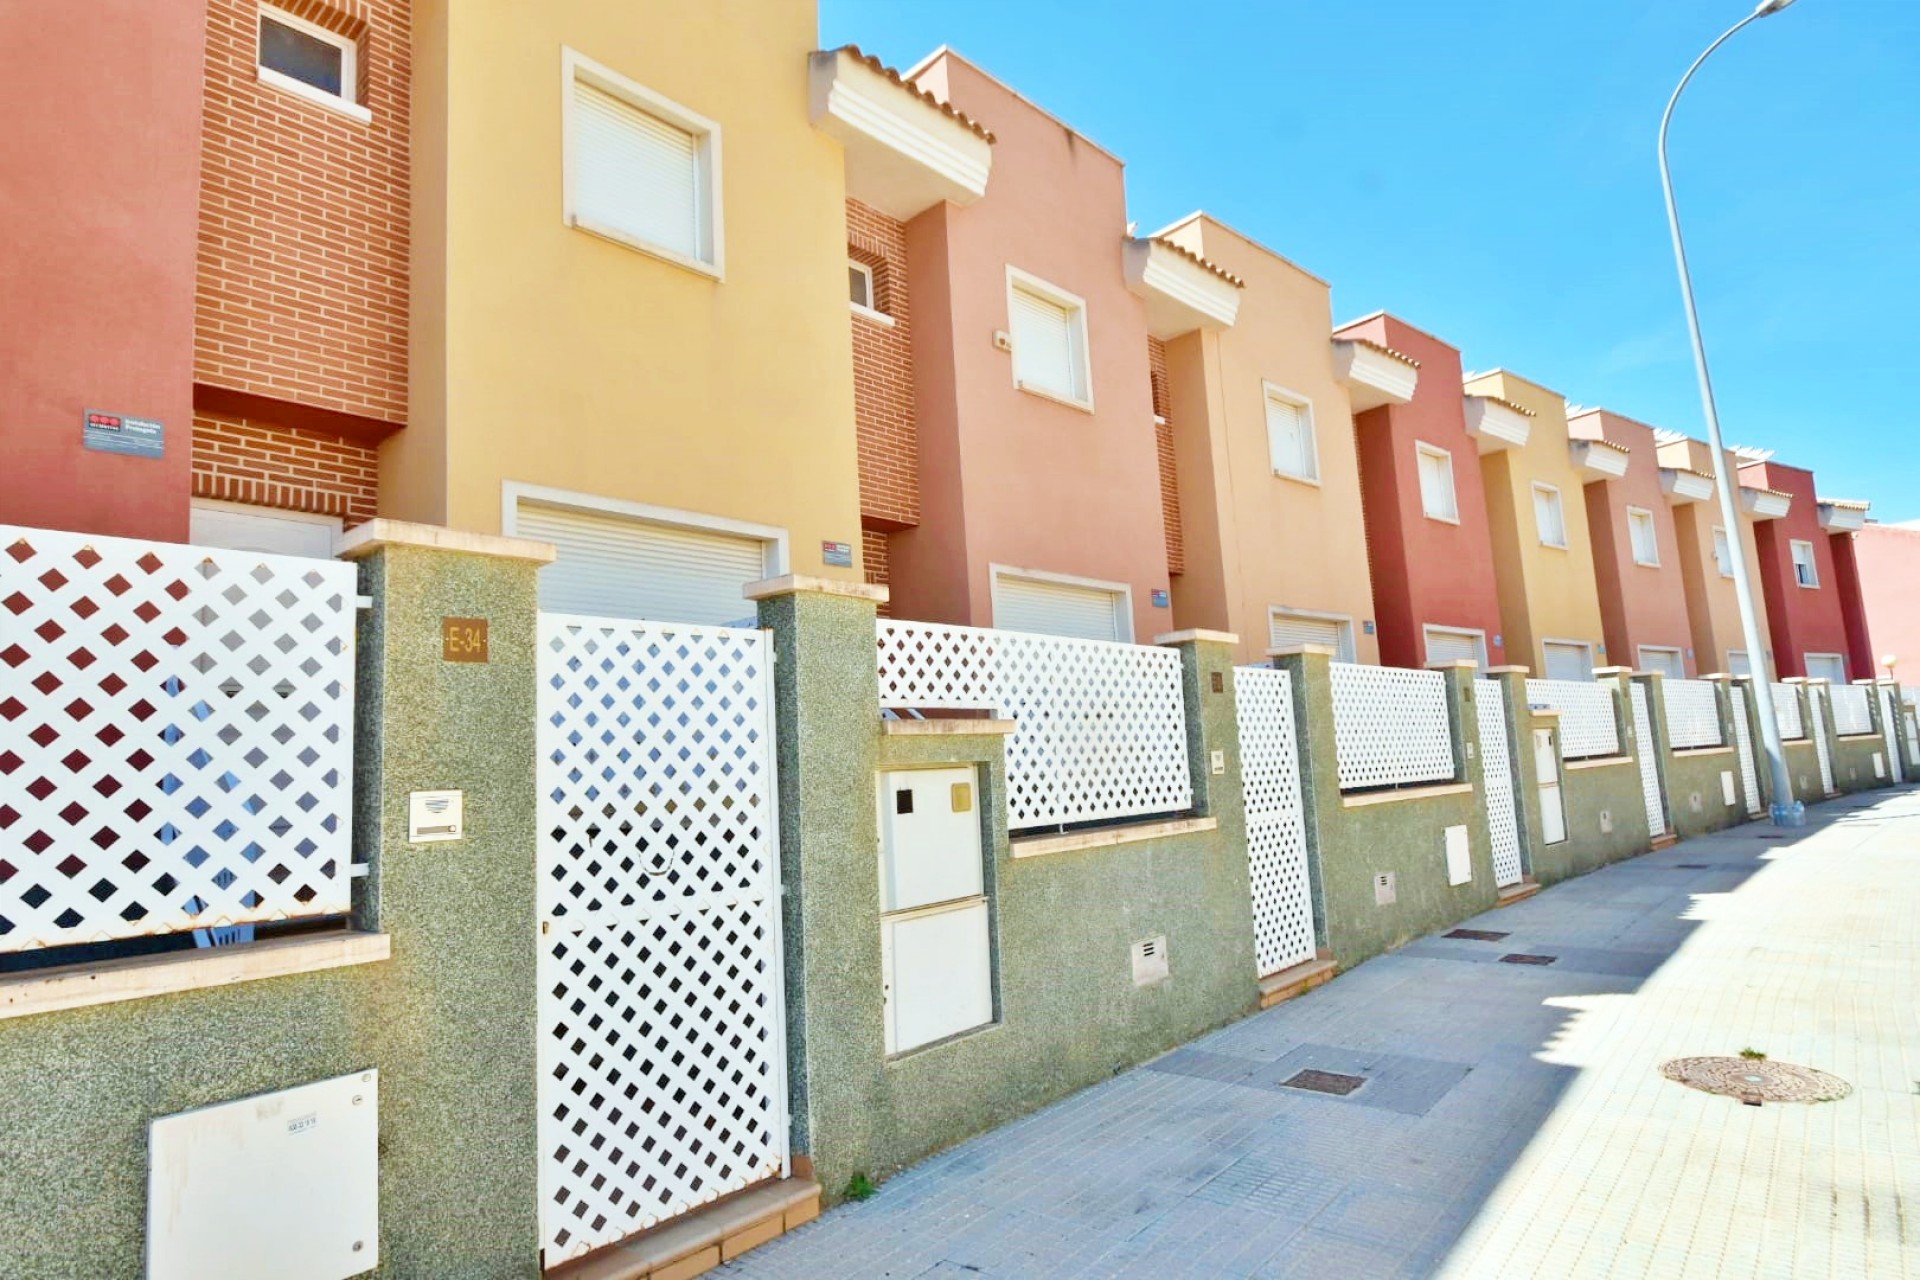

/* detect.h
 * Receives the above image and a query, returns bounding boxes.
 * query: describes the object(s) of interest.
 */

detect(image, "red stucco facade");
[1740,460,1856,679]
[1569,410,1696,675]
[1338,314,1504,669]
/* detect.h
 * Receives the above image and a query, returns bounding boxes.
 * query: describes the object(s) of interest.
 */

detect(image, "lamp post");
[1658,0,1805,826]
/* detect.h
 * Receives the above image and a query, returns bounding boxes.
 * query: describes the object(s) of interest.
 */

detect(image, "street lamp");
[1658,0,1805,826]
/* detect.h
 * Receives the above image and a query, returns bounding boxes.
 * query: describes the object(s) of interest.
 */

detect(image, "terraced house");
[1736,455,1871,681]
[1652,433,1778,677]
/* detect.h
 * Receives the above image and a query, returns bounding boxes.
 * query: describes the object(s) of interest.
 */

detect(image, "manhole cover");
[1660,1057,1851,1105]
[1499,953,1557,966]
[1281,1069,1366,1097]
[1445,928,1510,942]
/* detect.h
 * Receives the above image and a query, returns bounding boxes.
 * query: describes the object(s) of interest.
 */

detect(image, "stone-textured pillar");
[340,520,550,1277]
[1157,630,1246,827]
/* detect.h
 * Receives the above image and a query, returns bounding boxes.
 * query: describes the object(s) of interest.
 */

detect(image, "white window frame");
[256,4,370,123]
[1422,624,1488,668]
[1415,441,1458,523]
[848,259,894,328]
[500,481,786,577]
[1005,267,1093,411]
[1637,644,1684,677]
[1541,638,1596,681]
[1263,382,1320,485]
[1712,525,1734,578]
[989,564,1132,642]
[1532,482,1568,550]
[1790,538,1819,588]
[1627,506,1660,567]
[561,47,725,280]
[1268,606,1355,662]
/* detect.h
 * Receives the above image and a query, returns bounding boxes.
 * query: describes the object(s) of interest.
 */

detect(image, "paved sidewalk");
[723,787,1920,1278]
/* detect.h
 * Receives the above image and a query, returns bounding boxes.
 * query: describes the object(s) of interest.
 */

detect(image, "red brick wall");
[1148,337,1184,576]
[863,527,892,618]
[192,411,378,525]
[194,0,409,522]
[850,199,919,533]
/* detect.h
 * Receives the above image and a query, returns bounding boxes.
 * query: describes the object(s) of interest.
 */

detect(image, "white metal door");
[1879,685,1906,783]
[1475,679,1523,887]
[1731,685,1762,816]
[1235,667,1315,975]
[535,615,787,1267]
[1808,685,1835,795]
[1630,683,1669,836]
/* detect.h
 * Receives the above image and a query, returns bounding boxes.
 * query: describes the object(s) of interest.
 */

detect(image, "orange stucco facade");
[886,51,1171,639]
[1568,409,1695,675]
[1653,436,1776,677]
[1159,217,1379,665]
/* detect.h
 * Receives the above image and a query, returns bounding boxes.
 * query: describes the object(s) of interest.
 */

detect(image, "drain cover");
[1499,953,1557,966]
[1445,929,1510,942]
[1282,1069,1366,1097]
[1660,1057,1851,1104]
[1674,863,1710,870]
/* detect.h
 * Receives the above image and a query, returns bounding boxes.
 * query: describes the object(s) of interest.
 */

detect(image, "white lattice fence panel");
[1829,684,1873,737]
[1807,687,1834,795]
[1877,686,1904,783]
[1526,678,1619,760]
[1235,667,1314,975]
[1630,684,1668,836]
[1662,679,1724,749]
[1731,686,1762,816]
[1328,663,1455,791]
[876,621,1193,829]
[1771,683,1804,740]
[1475,680,1522,888]
[0,524,355,951]
[536,616,785,1262]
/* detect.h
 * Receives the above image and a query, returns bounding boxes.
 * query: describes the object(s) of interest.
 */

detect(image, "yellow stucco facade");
[1657,436,1776,677]
[387,0,865,581]
[1160,216,1380,666]
[1468,370,1607,676]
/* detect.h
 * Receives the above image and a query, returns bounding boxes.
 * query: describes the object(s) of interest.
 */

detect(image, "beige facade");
[1469,370,1607,677]
[1160,215,1379,665]
[389,0,866,587]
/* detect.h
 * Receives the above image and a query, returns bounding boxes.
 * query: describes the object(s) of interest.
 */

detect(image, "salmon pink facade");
[1854,523,1920,681]
[1337,314,1504,670]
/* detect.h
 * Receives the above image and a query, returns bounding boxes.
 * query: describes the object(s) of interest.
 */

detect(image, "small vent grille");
[1444,929,1510,942]
[1282,1069,1367,1097]
[1500,953,1558,966]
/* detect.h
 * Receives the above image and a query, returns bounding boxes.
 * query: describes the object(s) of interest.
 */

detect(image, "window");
[1007,269,1091,408]
[1416,443,1458,522]
[848,260,875,310]
[1533,483,1567,549]
[1805,653,1847,684]
[1627,507,1660,567]
[1265,385,1318,483]
[1543,640,1594,681]
[1424,626,1487,667]
[1791,539,1819,587]
[992,568,1129,641]
[565,50,722,275]
[257,5,366,120]
[1269,609,1355,662]
[1712,525,1734,578]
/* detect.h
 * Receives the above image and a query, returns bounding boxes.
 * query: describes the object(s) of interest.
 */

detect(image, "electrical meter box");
[878,766,992,1054]
[878,765,984,913]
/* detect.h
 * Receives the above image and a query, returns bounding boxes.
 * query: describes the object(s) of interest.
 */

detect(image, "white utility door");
[1271,610,1355,662]
[516,501,771,626]
[189,500,340,558]
[1638,647,1686,679]
[993,572,1128,642]
[1805,653,1848,685]
[1543,641,1594,682]
[1425,627,1487,667]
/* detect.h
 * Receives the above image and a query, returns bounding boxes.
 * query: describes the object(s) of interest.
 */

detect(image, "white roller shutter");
[517,502,769,626]
[1009,286,1079,401]
[1543,641,1594,682]
[1805,653,1847,684]
[1269,611,1354,662]
[994,574,1126,641]
[1638,646,1685,679]
[572,79,703,261]
[1425,627,1483,666]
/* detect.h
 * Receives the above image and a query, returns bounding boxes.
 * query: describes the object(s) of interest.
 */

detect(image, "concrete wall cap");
[1154,629,1239,646]
[1425,659,1480,670]
[336,519,557,563]
[1267,644,1337,658]
[743,573,889,603]
[881,717,1017,737]
[1593,666,1635,677]
[1483,665,1532,675]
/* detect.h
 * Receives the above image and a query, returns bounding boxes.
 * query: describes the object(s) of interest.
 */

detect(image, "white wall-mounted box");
[1444,825,1471,886]
[883,902,993,1054]
[147,1069,379,1280]
[878,766,983,913]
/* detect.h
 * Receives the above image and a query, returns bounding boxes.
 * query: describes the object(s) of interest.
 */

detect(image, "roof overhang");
[1740,487,1792,520]
[1659,467,1715,504]
[1332,340,1418,412]
[1123,238,1241,339]
[1570,438,1631,481]
[809,47,993,219]
[1818,499,1869,532]
[1462,396,1532,454]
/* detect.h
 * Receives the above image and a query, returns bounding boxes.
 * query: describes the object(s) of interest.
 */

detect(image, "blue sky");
[821,1,1920,520]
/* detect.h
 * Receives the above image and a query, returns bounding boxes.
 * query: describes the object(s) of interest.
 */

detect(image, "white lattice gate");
[1235,668,1315,976]
[1629,684,1669,837]
[1731,686,1762,817]
[1877,685,1905,783]
[1808,686,1835,796]
[1475,680,1523,888]
[535,616,787,1267]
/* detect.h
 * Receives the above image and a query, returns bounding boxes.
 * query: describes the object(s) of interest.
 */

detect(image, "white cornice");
[1332,341,1417,412]
[1462,396,1531,454]
[1123,239,1240,338]
[1740,487,1792,521]
[1659,468,1715,504]
[810,49,992,219]
[1570,439,1630,481]
[1818,500,1868,532]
